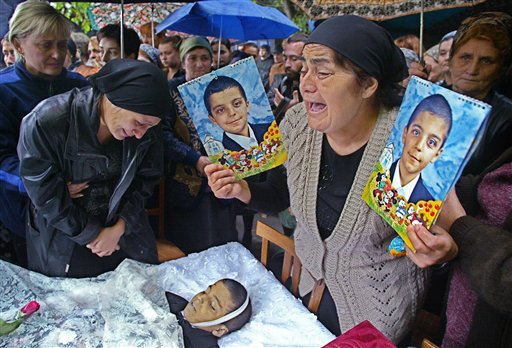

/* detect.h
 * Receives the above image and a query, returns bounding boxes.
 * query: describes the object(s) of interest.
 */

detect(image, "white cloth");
[158,242,335,347]
[391,160,420,201]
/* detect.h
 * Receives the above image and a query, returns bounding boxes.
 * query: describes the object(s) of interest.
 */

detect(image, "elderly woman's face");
[13,32,67,77]
[450,38,502,100]
[183,47,212,81]
[300,44,367,135]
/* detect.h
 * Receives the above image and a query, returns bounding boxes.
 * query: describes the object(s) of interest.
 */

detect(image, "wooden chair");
[410,309,441,348]
[146,178,186,262]
[255,221,325,313]
[421,339,439,348]
[156,239,186,262]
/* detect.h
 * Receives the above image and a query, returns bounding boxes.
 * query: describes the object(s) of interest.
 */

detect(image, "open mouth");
[307,101,327,114]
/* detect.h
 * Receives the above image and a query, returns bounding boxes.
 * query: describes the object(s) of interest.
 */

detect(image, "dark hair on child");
[407,94,453,146]
[221,279,252,333]
[203,76,247,114]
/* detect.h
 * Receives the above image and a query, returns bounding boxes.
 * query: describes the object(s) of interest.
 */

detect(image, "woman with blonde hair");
[0,0,88,267]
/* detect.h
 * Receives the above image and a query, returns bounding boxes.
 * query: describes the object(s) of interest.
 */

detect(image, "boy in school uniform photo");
[203,76,270,152]
[390,94,453,202]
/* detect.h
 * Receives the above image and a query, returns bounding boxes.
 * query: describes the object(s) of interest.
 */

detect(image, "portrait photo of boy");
[178,57,285,180]
[390,94,453,202]
[203,76,271,152]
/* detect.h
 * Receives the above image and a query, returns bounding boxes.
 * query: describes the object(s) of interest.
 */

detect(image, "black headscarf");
[89,59,171,118]
[307,15,407,84]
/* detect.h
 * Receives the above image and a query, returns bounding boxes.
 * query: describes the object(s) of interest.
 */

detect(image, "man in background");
[256,44,273,91]
[267,32,308,123]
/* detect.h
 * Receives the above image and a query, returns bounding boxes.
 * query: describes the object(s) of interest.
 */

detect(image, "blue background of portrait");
[386,77,491,200]
[178,58,274,143]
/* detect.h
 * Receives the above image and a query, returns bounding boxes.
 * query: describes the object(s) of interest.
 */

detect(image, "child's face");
[401,111,449,177]
[184,280,236,324]
[208,87,250,136]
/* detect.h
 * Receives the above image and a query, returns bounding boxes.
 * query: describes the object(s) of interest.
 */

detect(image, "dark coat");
[389,160,435,202]
[17,87,160,277]
[221,122,271,152]
[0,62,88,237]
[165,292,219,348]
[162,75,207,209]
[462,91,512,176]
[256,55,274,91]
[451,146,512,348]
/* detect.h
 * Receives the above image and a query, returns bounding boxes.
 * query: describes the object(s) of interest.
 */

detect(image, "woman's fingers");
[405,224,458,268]
[67,181,89,198]
[407,225,429,252]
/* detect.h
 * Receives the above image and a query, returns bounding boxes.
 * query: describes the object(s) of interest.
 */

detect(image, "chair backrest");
[421,339,439,348]
[256,220,302,296]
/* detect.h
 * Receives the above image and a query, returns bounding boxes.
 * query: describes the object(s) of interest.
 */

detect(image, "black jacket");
[462,91,512,176]
[17,87,160,277]
[165,292,219,348]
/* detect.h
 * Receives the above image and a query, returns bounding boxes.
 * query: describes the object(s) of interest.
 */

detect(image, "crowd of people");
[0,1,511,347]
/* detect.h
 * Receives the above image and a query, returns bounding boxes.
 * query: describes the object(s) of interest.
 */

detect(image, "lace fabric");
[1,242,334,347]
[0,260,182,348]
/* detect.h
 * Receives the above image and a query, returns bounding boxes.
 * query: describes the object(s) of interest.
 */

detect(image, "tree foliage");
[253,0,310,33]
[51,2,92,34]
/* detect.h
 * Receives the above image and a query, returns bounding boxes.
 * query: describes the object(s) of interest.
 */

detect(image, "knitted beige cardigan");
[281,103,428,344]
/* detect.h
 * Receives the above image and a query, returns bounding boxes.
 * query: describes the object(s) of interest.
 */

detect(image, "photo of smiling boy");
[204,76,271,152]
[390,94,453,203]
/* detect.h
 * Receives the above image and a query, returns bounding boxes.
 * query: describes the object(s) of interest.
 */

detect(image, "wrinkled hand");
[196,156,211,177]
[406,224,458,268]
[408,61,430,81]
[67,181,89,199]
[435,188,466,231]
[86,219,125,257]
[205,163,251,203]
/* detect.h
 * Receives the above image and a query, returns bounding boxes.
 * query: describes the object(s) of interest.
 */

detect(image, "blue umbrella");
[156,0,299,41]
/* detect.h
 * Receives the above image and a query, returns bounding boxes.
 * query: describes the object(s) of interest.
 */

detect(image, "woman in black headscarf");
[18,59,170,278]
[205,16,457,344]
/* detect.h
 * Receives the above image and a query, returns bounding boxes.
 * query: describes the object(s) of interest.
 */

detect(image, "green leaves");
[51,2,93,34]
